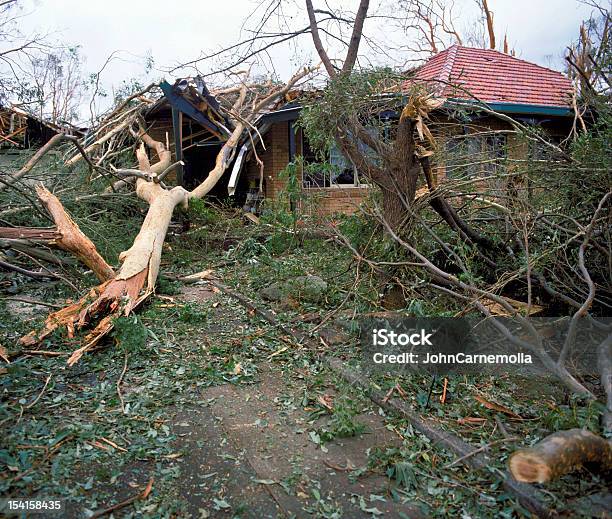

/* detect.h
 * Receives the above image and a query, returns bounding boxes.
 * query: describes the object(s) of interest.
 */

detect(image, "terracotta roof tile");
[407,45,573,108]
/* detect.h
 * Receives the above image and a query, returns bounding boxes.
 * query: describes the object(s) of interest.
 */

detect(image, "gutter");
[447,99,572,117]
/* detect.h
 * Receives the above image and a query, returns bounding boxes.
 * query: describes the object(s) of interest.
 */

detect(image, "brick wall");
[299,187,370,216]
[244,122,290,197]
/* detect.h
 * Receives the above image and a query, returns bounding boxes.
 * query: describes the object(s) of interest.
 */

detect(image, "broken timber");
[509,428,612,483]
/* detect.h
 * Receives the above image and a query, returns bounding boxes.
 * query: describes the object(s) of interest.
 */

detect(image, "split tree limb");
[36,185,115,282]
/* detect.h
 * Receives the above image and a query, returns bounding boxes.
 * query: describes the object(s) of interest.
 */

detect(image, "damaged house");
[145,46,573,217]
[0,105,83,150]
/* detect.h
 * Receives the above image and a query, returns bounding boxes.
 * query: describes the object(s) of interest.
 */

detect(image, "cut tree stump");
[509,428,612,483]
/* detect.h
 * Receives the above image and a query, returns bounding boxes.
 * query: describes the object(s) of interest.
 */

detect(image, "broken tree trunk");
[508,429,612,483]
[19,138,187,363]
[36,186,116,282]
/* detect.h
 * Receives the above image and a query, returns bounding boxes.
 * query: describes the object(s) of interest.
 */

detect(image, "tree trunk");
[509,429,612,483]
[19,142,187,362]
[379,117,420,231]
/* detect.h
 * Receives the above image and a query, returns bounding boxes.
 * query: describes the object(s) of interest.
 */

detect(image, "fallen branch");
[187,277,556,517]
[36,185,115,282]
[0,259,58,279]
[208,279,297,339]
[0,296,62,309]
[0,134,100,192]
[25,374,52,409]
[117,351,128,414]
[509,429,612,483]
[328,358,555,518]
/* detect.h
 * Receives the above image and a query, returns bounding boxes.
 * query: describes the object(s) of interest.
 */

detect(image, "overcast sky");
[18,0,596,118]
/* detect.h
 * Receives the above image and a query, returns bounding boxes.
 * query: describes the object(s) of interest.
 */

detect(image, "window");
[444,133,507,179]
[528,136,563,161]
[300,130,372,189]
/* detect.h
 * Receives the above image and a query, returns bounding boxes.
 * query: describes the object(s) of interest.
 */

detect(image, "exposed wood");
[20,68,315,362]
[509,429,612,483]
[0,227,61,240]
[36,185,115,282]
[482,0,496,49]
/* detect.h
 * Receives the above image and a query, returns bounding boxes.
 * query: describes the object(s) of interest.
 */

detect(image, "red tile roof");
[409,45,573,108]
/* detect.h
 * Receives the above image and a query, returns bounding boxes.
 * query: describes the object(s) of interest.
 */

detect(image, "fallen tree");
[0,186,115,282]
[17,67,314,364]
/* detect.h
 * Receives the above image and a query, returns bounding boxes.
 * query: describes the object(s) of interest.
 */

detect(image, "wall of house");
[298,187,370,216]
[431,114,571,185]
[242,111,571,217]
[244,121,289,198]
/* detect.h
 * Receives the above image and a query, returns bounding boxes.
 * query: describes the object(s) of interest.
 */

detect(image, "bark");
[0,227,61,240]
[341,0,370,75]
[481,0,496,49]
[36,186,115,282]
[19,141,186,361]
[305,0,337,77]
[420,156,496,250]
[509,429,612,483]
[378,116,420,230]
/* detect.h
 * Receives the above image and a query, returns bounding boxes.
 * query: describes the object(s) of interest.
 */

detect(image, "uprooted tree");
[15,67,314,364]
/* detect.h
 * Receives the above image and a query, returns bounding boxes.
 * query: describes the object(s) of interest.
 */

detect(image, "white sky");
[18,0,596,119]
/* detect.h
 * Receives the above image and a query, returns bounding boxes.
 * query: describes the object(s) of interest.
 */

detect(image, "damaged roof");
[148,77,232,140]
